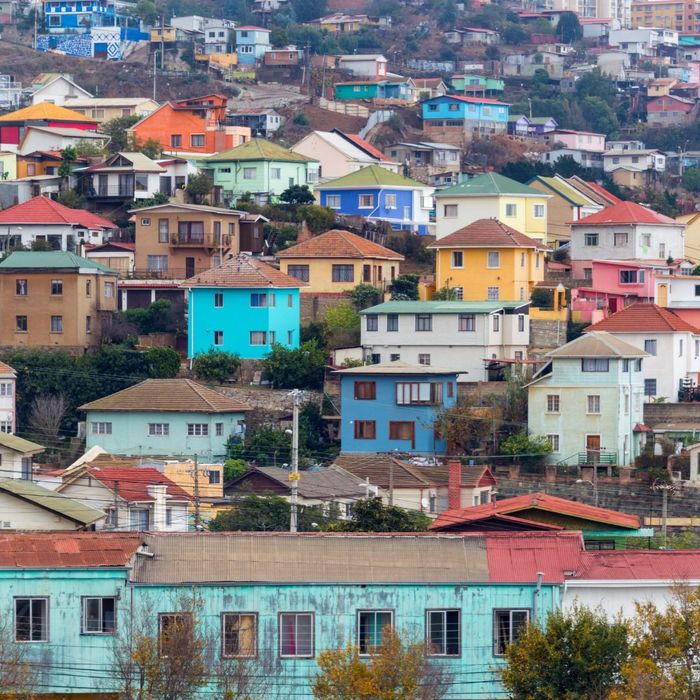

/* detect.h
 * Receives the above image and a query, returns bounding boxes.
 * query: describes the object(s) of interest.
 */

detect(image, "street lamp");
[576,478,599,507]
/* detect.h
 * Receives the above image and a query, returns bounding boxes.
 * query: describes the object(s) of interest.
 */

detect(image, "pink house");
[542,129,606,152]
[0,361,16,434]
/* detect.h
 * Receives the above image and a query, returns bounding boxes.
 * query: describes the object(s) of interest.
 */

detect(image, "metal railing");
[170,233,231,248]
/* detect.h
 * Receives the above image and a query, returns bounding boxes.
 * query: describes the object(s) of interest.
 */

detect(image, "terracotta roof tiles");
[586,303,700,334]
[428,218,549,250]
[0,196,116,229]
[277,229,404,260]
[181,254,305,289]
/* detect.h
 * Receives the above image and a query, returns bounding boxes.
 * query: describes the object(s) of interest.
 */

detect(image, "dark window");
[222,613,257,657]
[51,279,63,295]
[427,610,460,656]
[15,598,48,642]
[415,314,432,332]
[354,381,376,400]
[644,339,657,355]
[389,421,415,447]
[493,609,529,656]
[214,330,224,346]
[357,610,393,655]
[387,314,399,332]
[581,358,609,372]
[287,265,309,282]
[458,314,475,331]
[250,293,267,307]
[82,597,116,634]
[279,613,314,658]
[214,293,224,308]
[159,613,193,657]
[332,264,354,282]
[585,540,616,550]
[645,378,657,395]
[354,420,376,439]
[15,279,27,296]
[171,134,182,148]
[366,314,378,331]
[16,316,27,332]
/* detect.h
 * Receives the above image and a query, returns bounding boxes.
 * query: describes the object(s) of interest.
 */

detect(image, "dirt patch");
[277,102,367,143]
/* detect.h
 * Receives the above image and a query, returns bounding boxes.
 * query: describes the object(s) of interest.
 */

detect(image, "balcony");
[170,233,231,248]
[84,184,136,200]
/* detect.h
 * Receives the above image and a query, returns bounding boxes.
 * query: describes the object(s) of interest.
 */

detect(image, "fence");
[318,97,369,118]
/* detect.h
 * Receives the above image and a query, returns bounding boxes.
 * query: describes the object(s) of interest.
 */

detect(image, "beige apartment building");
[0,251,118,350]
[631,0,700,32]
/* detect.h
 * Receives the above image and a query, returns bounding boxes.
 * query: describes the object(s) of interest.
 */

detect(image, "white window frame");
[148,423,169,436]
[326,194,341,209]
[359,194,374,209]
[82,597,116,635]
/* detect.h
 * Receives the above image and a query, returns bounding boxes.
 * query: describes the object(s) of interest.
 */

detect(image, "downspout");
[188,289,194,369]
[534,571,544,625]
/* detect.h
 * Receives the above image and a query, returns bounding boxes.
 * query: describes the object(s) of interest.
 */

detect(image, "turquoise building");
[422,95,510,136]
[181,253,304,360]
[80,378,250,459]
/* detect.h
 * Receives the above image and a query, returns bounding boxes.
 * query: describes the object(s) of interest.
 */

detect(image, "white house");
[0,432,44,480]
[359,300,530,382]
[586,303,700,402]
[17,126,109,156]
[608,27,678,57]
[337,54,388,79]
[0,361,16,434]
[603,149,666,174]
[30,74,92,106]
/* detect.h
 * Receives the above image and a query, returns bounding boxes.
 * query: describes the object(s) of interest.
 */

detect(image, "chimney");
[147,484,168,531]
[296,219,313,243]
[447,459,462,510]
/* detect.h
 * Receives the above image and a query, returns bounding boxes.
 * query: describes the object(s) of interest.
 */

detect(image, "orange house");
[128,94,250,156]
[17,150,89,179]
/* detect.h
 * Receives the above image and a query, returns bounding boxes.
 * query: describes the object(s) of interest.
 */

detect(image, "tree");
[192,350,241,383]
[0,615,36,696]
[499,431,553,467]
[144,346,181,378]
[501,605,629,700]
[296,204,335,233]
[432,285,461,300]
[28,394,66,446]
[576,68,616,102]
[186,173,214,204]
[682,167,700,193]
[262,340,326,390]
[133,0,157,23]
[435,401,488,454]
[390,273,419,300]
[57,189,87,209]
[122,299,184,335]
[324,302,360,349]
[280,184,315,204]
[139,137,162,160]
[530,287,553,308]
[102,115,141,153]
[331,497,431,532]
[58,145,77,183]
[290,0,327,21]
[313,628,452,700]
[223,458,247,482]
[348,283,381,310]
[556,11,582,42]
[581,96,619,137]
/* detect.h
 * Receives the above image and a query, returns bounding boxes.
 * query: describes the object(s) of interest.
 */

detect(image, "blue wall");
[422,96,509,124]
[187,286,300,360]
[339,371,457,453]
[318,187,415,230]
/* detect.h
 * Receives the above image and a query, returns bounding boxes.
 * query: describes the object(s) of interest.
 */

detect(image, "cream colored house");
[678,211,700,263]
[63,97,160,123]
[0,432,43,480]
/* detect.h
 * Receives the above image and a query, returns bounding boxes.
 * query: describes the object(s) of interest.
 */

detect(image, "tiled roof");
[337,131,391,162]
[435,172,544,197]
[0,251,117,274]
[0,432,43,453]
[567,177,622,206]
[431,492,640,531]
[86,152,165,173]
[546,331,647,359]
[573,200,678,226]
[0,361,15,376]
[317,164,428,189]
[181,253,305,289]
[0,532,142,568]
[0,478,103,526]
[0,196,116,228]
[277,229,403,260]
[206,138,317,163]
[359,300,529,314]
[0,102,98,123]
[530,176,595,206]
[586,303,700,334]
[573,550,700,580]
[80,378,250,413]
[428,218,548,250]
[334,359,457,375]
[83,466,193,502]
[85,241,136,252]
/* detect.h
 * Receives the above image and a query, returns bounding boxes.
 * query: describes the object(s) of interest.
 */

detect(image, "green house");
[334,81,381,100]
[200,138,320,206]
[450,74,505,95]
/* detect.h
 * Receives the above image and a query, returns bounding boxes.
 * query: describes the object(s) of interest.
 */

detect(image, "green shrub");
[192,350,241,383]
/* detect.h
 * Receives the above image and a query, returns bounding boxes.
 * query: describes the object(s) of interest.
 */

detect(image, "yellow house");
[0,151,17,180]
[427,218,548,301]
[434,172,550,242]
[678,211,700,263]
[277,228,404,294]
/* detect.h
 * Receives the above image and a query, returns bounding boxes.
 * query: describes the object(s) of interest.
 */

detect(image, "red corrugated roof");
[586,303,700,334]
[0,196,116,229]
[339,132,392,162]
[582,180,622,204]
[85,466,193,502]
[441,94,509,106]
[574,550,700,580]
[0,533,142,568]
[431,492,640,530]
[573,200,678,226]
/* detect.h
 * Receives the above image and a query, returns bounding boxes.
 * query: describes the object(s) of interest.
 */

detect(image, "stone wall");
[300,294,345,324]
[644,402,700,427]
[529,319,567,359]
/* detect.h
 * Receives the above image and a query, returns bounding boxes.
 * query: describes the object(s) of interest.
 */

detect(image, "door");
[98,173,108,196]
[185,257,195,278]
[586,435,601,463]
[119,174,134,197]
[658,283,668,307]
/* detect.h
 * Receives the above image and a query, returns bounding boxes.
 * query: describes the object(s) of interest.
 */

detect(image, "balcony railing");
[170,233,231,248]
[576,451,618,467]
[84,185,136,199]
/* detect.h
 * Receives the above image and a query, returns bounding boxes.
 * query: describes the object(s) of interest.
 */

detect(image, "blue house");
[235,25,271,65]
[422,95,510,140]
[336,360,458,454]
[80,378,250,459]
[181,253,304,360]
[316,165,435,235]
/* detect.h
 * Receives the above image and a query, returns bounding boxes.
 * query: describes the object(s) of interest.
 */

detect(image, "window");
[287,265,309,282]
[487,287,499,301]
[587,395,601,414]
[385,193,397,209]
[158,219,169,243]
[222,613,257,658]
[354,381,376,400]
[170,134,182,148]
[16,316,27,332]
[505,203,517,217]
[270,167,281,180]
[451,251,464,268]
[680,339,684,356]
[493,609,529,656]
[659,243,666,258]
[280,613,314,658]
[86,280,91,296]
[358,194,375,209]
[243,167,257,180]
[82,597,116,635]
[426,610,460,656]
[533,204,545,218]
[214,292,224,308]
[357,611,393,655]
[389,421,416,446]
[644,339,657,355]
[547,434,560,452]
[288,294,293,308]
[614,232,629,247]
[15,598,48,642]
[518,315,525,332]
[584,233,599,247]
[51,279,63,295]
[159,613,193,657]
[326,195,341,209]
[459,314,475,332]
[91,422,112,435]
[366,314,378,331]
[0,421,11,433]
[635,359,642,371]
[187,423,209,436]
[49,315,63,333]
[214,330,224,346]
[620,270,644,284]
[415,314,432,332]
[492,315,500,332]
[287,330,293,345]
[354,420,376,439]
[642,233,651,247]
[141,217,151,226]
[0,382,12,397]
[545,394,560,413]
[332,265,354,283]
[396,382,442,405]
[250,331,267,345]
[487,251,500,268]
[418,353,431,365]
[187,133,204,148]
[85,314,91,335]
[387,314,399,332]
[250,293,267,307]
[443,204,458,217]
[582,358,609,372]
[147,255,168,272]
[16,279,27,296]
[214,422,224,438]
[645,378,657,396]
[104,282,115,298]
[148,423,169,436]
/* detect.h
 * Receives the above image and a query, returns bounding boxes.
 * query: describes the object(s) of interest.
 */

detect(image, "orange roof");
[0,196,115,229]
[181,253,306,288]
[338,132,392,162]
[431,492,640,531]
[427,218,548,250]
[0,102,98,123]
[585,303,700,334]
[84,466,193,503]
[573,200,678,226]
[0,361,15,375]
[277,229,404,260]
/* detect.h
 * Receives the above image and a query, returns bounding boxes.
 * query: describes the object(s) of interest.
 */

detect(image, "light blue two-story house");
[235,25,271,65]
[316,165,435,235]
[422,94,510,141]
[336,360,458,454]
[181,253,305,360]
[80,378,250,459]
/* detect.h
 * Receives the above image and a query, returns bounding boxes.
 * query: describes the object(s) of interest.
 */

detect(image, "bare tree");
[28,393,66,446]
[215,652,278,700]
[0,615,37,698]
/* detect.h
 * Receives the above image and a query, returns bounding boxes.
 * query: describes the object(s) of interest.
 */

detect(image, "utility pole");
[388,458,394,506]
[289,389,302,533]
[652,480,677,548]
[192,453,201,530]
[152,50,157,101]
[110,481,119,529]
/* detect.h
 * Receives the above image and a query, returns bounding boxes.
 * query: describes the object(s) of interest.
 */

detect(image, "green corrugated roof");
[435,172,543,197]
[0,432,44,453]
[529,117,555,125]
[360,300,530,314]
[205,138,318,163]
[0,477,104,525]
[530,176,592,207]
[0,251,117,273]
[508,114,527,122]
[317,165,427,189]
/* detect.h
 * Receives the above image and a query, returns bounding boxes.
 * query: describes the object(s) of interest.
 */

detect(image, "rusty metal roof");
[573,550,700,580]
